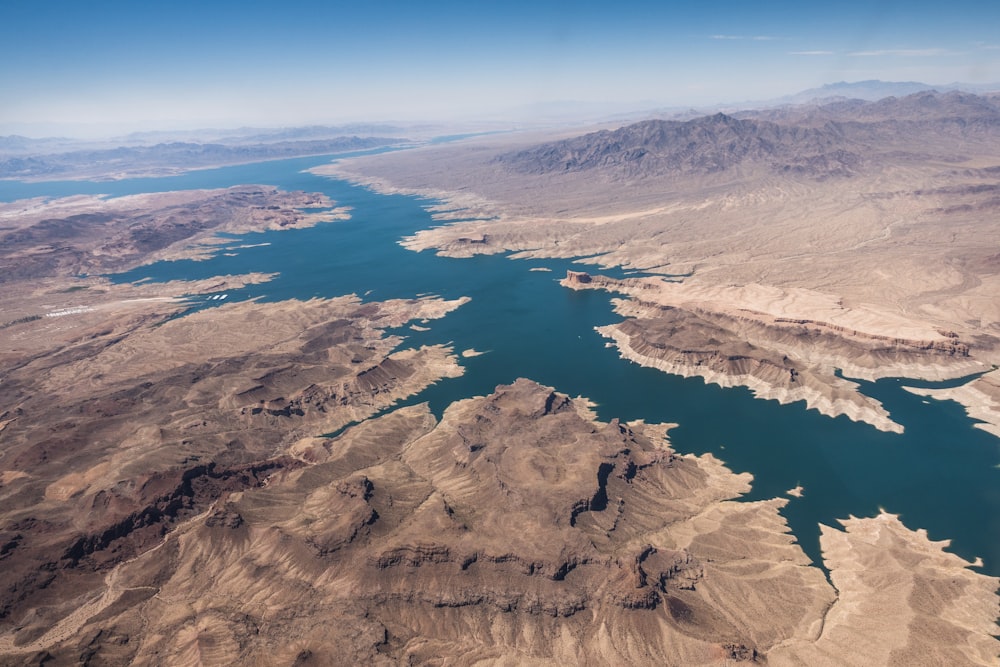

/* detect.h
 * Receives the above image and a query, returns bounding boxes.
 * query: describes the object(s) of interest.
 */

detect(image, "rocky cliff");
[564,271,986,433]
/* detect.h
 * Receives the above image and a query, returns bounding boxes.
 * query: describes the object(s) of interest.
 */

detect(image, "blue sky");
[2,0,999,136]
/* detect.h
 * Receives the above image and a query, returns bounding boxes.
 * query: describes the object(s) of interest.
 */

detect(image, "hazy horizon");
[4,0,1000,138]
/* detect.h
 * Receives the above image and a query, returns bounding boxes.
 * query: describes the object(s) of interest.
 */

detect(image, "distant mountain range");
[5,81,1000,180]
[497,113,860,178]
[765,80,999,106]
[0,136,408,180]
[740,89,1000,127]
[498,81,1000,126]
[496,90,1000,180]
[117,124,420,146]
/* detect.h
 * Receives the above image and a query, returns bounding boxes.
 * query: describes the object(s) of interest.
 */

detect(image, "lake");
[4,151,997,576]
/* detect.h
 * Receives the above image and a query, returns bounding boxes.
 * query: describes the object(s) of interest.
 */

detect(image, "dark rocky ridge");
[742,89,1000,127]
[496,92,1000,181]
[497,113,862,179]
[0,186,331,282]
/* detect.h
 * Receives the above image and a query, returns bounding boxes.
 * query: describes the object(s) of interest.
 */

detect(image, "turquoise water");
[4,154,998,576]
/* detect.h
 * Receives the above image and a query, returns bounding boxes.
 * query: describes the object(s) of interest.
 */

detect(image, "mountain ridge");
[496,91,1000,180]
[495,113,861,179]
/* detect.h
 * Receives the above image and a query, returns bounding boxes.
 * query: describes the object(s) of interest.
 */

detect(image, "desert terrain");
[317,90,1000,436]
[2,370,996,664]
[0,93,997,665]
[0,186,472,662]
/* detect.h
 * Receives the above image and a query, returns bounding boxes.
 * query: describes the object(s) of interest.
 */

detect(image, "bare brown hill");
[1,380,994,665]
[0,187,343,282]
[0,293,466,645]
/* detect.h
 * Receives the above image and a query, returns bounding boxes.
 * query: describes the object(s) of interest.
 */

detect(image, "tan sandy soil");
[0,272,276,366]
[0,185,355,367]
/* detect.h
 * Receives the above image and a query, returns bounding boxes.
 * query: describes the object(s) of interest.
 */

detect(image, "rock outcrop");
[0,295,466,641]
[496,114,863,179]
[0,187,349,281]
[3,380,996,665]
[564,272,987,433]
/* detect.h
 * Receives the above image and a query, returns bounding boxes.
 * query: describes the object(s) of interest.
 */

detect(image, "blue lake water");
[4,153,998,576]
